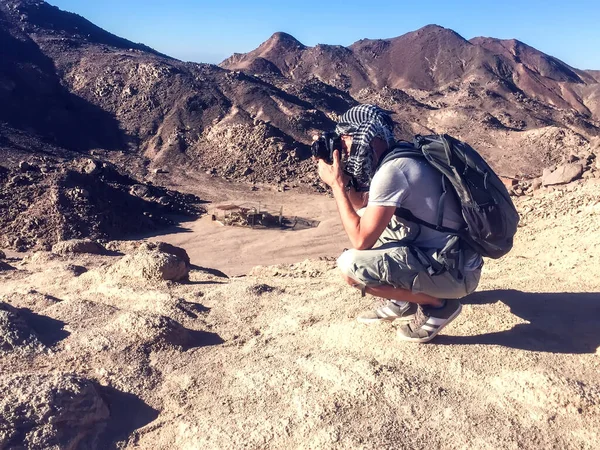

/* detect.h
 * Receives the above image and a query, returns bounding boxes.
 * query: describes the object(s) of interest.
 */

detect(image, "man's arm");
[346,185,368,211]
[318,151,395,250]
[331,185,395,249]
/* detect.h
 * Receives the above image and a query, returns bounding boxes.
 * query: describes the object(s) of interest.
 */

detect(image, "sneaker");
[356,300,418,324]
[397,300,462,343]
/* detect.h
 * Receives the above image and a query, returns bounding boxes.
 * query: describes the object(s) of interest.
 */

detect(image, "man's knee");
[337,249,371,290]
[337,249,358,279]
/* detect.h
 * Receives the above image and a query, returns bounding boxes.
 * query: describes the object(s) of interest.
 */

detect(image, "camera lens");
[311,132,339,164]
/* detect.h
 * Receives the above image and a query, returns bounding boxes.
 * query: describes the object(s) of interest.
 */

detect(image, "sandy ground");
[1,178,600,449]
[141,171,351,276]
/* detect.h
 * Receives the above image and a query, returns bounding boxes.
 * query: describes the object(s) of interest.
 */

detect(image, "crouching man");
[315,104,482,343]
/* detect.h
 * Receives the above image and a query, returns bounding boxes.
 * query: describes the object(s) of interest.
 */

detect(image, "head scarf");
[335,104,395,191]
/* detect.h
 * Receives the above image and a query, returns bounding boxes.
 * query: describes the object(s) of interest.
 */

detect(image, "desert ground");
[1,176,600,449]
[2,2,600,448]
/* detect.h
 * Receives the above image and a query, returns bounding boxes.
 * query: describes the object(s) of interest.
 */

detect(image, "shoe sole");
[397,303,463,343]
[356,313,416,325]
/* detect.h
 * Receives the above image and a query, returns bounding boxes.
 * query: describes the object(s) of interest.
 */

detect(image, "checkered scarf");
[335,104,395,191]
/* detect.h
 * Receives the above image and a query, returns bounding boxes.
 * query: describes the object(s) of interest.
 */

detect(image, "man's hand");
[316,150,345,189]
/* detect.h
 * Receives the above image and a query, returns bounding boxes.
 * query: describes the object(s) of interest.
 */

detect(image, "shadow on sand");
[0,261,17,271]
[97,386,160,449]
[436,289,600,354]
[189,264,229,278]
[182,328,224,351]
[19,308,70,347]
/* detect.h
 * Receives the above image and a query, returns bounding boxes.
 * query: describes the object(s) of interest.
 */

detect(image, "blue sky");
[49,0,600,69]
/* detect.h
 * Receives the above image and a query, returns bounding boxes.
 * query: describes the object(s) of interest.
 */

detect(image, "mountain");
[223,25,599,118]
[1,1,600,249]
[222,25,600,177]
[0,1,354,183]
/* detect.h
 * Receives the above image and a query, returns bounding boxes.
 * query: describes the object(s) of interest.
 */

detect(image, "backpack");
[376,134,519,259]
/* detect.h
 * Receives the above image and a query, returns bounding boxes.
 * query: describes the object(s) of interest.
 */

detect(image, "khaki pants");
[336,215,481,299]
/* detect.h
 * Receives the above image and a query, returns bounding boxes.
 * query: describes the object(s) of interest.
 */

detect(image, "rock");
[578,151,592,163]
[531,178,543,191]
[1,290,60,311]
[0,249,5,259]
[64,264,88,276]
[0,374,109,449]
[18,161,37,172]
[110,248,188,281]
[10,174,33,186]
[52,239,105,255]
[566,153,579,163]
[247,283,276,295]
[82,159,100,175]
[27,251,60,264]
[499,176,518,189]
[101,311,194,349]
[0,302,44,353]
[153,168,168,174]
[138,241,191,267]
[13,237,26,252]
[130,184,151,197]
[103,240,139,254]
[541,164,584,186]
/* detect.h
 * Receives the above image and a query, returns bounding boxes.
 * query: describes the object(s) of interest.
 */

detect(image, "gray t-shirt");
[369,156,482,270]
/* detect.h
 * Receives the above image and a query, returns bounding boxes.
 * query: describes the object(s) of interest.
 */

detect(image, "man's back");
[369,156,464,250]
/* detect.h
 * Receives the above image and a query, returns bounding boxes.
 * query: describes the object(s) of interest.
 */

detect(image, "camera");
[311,132,342,165]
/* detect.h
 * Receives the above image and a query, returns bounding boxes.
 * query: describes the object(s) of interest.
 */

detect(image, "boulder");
[0,374,109,449]
[82,159,100,175]
[129,184,151,198]
[500,177,517,191]
[138,241,190,267]
[52,239,104,255]
[111,248,188,281]
[541,164,583,186]
[0,302,44,353]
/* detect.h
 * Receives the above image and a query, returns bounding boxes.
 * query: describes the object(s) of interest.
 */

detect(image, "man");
[316,104,482,343]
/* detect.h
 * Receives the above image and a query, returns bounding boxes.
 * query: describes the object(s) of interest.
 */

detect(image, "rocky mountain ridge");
[223,26,600,178]
[1,1,600,250]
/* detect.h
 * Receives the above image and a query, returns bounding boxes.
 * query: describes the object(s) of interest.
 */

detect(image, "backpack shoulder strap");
[395,206,463,235]
[375,141,423,171]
